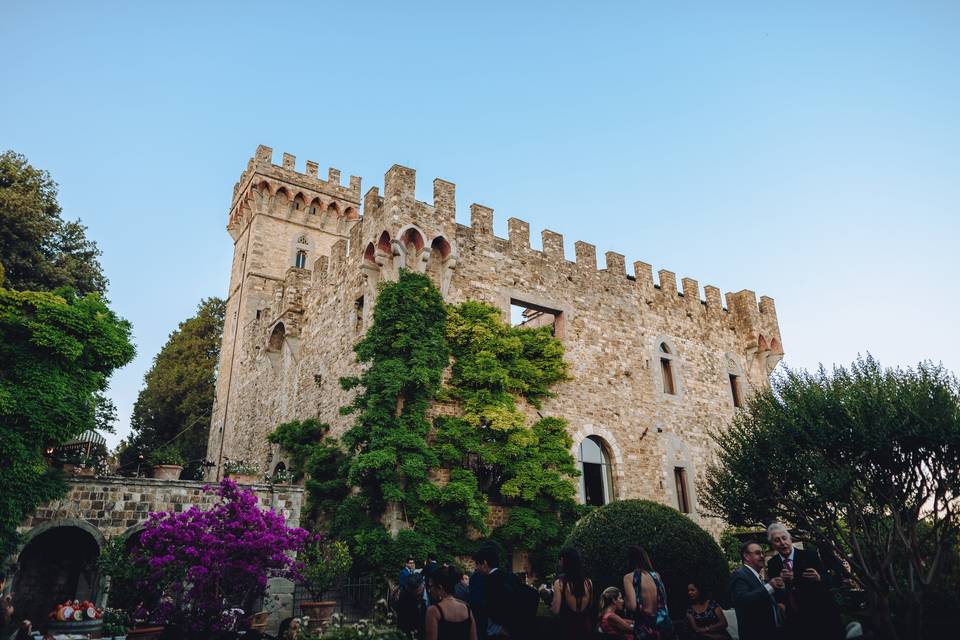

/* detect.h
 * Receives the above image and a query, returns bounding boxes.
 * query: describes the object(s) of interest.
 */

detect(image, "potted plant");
[299,537,352,629]
[223,458,261,484]
[147,445,184,480]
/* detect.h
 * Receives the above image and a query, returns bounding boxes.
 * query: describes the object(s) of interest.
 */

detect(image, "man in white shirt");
[729,541,784,640]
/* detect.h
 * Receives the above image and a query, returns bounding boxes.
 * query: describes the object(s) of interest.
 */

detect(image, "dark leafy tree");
[0,287,134,558]
[268,418,350,525]
[120,297,225,478]
[703,355,960,640]
[0,150,107,295]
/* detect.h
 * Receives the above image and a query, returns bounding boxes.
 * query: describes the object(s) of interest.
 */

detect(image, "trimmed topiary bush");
[564,499,729,617]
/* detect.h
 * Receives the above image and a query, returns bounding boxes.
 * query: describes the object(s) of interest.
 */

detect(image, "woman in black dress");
[425,566,477,640]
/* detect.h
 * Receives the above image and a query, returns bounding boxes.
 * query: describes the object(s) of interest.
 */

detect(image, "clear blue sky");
[3,1,958,448]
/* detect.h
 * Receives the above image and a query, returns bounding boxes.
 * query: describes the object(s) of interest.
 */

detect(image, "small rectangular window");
[509,298,564,338]
[729,374,742,408]
[674,467,690,513]
[661,359,675,395]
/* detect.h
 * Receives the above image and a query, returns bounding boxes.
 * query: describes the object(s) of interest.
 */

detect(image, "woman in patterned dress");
[623,545,674,639]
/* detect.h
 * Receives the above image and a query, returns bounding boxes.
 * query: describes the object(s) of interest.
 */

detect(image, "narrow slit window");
[294,250,307,269]
[510,298,564,338]
[661,358,675,395]
[729,374,742,408]
[674,467,690,513]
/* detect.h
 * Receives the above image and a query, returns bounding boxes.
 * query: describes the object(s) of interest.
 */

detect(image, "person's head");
[600,586,624,612]
[290,618,301,632]
[559,547,584,580]
[687,581,707,603]
[628,545,655,572]
[460,573,470,587]
[405,557,416,571]
[0,571,6,589]
[767,523,793,557]
[428,566,461,600]
[741,541,765,572]
[405,573,424,594]
[473,544,499,575]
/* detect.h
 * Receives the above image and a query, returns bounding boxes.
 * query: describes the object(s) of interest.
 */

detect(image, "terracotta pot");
[126,626,165,640]
[300,600,337,629]
[152,464,183,480]
[228,472,259,484]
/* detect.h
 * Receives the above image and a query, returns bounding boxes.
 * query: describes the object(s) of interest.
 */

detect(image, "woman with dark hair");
[684,582,729,639]
[550,547,594,640]
[623,545,674,639]
[598,586,633,639]
[424,566,477,640]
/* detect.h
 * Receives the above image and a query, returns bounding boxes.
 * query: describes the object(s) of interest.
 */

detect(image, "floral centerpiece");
[137,479,309,637]
[46,599,105,635]
[223,458,261,483]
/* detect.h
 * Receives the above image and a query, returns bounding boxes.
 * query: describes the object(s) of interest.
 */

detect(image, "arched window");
[659,341,677,395]
[578,436,614,506]
[725,354,746,408]
[268,323,286,351]
[294,250,307,269]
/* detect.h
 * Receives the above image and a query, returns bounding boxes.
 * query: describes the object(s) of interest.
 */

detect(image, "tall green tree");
[0,150,107,296]
[120,297,225,478]
[0,287,134,558]
[703,356,960,640]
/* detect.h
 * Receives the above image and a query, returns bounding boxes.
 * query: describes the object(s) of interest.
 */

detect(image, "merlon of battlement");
[245,145,361,203]
[354,159,779,323]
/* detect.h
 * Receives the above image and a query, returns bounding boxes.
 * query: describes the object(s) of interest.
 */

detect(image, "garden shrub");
[564,499,728,616]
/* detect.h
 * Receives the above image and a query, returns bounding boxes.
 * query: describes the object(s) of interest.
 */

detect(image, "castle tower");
[206,146,361,479]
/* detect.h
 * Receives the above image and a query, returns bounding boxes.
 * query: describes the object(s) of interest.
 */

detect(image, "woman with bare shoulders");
[425,566,477,640]
[623,545,674,639]
[550,547,594,640]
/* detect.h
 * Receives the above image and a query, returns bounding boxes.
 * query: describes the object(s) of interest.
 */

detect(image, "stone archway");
[12,520,105,623]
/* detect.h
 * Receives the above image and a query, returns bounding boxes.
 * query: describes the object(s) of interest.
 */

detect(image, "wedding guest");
[550,547,594,640]
[598,586,633,639]
[623,545,674,639]
[729,541,784,640]
[425,566,477,640]
[684,581,729,639]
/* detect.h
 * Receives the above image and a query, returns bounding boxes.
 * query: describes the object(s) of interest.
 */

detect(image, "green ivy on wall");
[272,270,584,577]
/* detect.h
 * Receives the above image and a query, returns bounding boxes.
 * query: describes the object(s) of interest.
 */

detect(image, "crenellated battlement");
[227,146,361,237]
[351,162,779,336]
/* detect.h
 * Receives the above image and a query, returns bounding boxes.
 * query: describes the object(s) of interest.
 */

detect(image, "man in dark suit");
[730,541,785,640]
[766,523,845,640]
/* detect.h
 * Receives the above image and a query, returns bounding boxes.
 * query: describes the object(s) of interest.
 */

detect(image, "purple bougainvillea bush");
[138,479,310,634]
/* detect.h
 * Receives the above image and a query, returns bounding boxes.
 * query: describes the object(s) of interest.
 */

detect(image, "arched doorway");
[578,435,615,506]
[13,524,103,623]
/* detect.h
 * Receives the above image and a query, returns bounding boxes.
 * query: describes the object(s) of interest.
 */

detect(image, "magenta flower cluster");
[138,479,310,633]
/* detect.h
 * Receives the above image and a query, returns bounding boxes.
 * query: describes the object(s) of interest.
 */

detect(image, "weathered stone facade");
[208,145,784,537]
[17,476,303,540]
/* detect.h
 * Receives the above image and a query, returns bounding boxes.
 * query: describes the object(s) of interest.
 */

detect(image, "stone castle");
[206,145,784,536]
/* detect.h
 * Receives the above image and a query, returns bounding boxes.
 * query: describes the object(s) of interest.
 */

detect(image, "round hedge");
[564,500,729,617]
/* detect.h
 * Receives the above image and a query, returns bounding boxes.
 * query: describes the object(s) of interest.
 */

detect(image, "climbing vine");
[272,271,582,577]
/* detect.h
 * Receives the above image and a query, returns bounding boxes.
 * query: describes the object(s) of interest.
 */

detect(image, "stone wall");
[11,476,303,631]
[208,146,785,538]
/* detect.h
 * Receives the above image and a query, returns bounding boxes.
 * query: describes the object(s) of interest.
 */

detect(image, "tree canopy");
[0,287,134,558]
[704,355,960,640]
[0,150,107,296]
[119,297,225,478]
